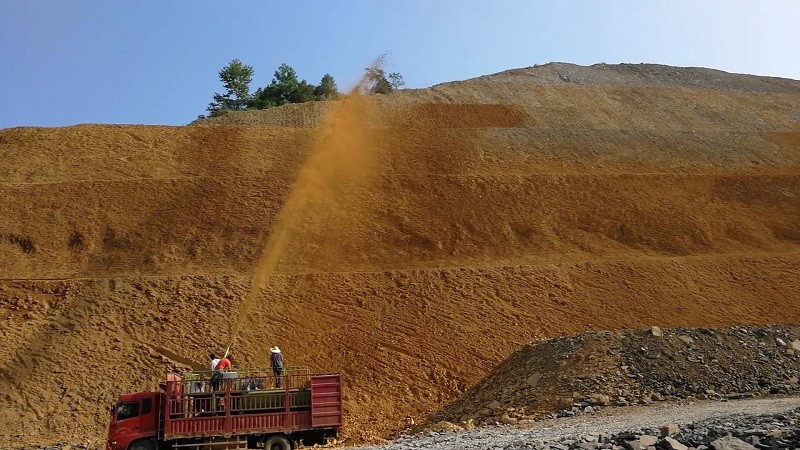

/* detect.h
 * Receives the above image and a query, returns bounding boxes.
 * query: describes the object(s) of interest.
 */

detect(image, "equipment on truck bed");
[106,366,342,450]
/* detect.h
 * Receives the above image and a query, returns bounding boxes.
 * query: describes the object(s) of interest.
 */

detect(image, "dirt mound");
[424,325,800,429]
[1,63,800,448]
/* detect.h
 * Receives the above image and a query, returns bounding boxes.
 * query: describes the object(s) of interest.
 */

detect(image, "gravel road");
[359,397,800,450]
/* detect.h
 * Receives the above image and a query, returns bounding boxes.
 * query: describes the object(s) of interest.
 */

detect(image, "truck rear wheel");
[264,435,292,450]
[128,440,155,450]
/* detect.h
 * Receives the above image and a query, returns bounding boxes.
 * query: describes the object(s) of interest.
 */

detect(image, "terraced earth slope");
[1,63,799,447]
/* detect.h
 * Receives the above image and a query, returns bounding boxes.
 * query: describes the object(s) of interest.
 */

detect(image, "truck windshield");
[116,401,140,421]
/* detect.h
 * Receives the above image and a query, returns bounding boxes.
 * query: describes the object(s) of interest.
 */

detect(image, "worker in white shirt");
[209,353,222,391]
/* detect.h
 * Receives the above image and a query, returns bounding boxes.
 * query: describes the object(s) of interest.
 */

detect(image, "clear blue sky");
[1,0,798,128]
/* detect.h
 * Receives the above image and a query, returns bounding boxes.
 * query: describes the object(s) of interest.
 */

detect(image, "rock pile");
[549,409,800,450]
[620,326,800,403]
[423,325,800,428]
[379,401,800,450]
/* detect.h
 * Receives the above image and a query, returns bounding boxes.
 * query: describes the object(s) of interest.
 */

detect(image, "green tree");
[266,63,300,106]
[250,63,315,108]
[293,80,316,103]
[247,88,278,109]
[248,86,276,110]
[365,67,404,94]
[314,74,340,100]
[203,62,342,115]
[206,59,254,116]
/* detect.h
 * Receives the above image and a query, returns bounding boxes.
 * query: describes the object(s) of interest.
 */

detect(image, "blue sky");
[1,0,798,128]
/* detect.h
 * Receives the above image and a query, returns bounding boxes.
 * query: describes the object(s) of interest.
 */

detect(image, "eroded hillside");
[1,63,799,447]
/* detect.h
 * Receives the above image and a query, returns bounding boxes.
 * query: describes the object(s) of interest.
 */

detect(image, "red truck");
[106,368,342,450]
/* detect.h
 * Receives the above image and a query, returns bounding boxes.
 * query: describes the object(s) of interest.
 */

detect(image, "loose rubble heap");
[621,326,800,403]
[554,409,800,450]
[423,325,800,429]
[379,401,800,450]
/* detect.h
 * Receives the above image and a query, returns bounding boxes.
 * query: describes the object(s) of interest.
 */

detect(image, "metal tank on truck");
[106,366,342,450]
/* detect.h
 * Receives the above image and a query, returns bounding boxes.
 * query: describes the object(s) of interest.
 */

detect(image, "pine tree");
[206,59,254,116]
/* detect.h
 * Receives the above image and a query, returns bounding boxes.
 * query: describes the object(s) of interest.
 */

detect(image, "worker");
[210,353,230,392]
[216,354,232,371]
[208,353,220,392]
[270,346,284,388]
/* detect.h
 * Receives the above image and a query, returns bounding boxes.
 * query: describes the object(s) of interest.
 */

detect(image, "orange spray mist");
[227,77,376,351]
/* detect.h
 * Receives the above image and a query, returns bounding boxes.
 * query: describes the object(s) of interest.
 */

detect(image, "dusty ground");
[1,63,799,447]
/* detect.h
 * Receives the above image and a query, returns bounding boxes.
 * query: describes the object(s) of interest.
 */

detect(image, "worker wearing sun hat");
[270,346,284,388]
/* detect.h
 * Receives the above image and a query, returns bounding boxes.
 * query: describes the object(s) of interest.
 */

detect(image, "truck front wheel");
[264,435,292,450]
[128,439,155,450]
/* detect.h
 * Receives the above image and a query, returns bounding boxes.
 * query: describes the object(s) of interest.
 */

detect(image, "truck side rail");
[162,372,341,439]
[180,366,311,395]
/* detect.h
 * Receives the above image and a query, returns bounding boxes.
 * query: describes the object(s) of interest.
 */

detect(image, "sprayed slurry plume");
[226,75,376,352]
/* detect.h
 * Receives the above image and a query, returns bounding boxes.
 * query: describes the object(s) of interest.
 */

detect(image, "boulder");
[663,437,688,450]
[589,393,611,406]
[429,421,463,433]
[660,423,680,437]
[583,434,600,442]
[526,372,542,387]
[624,435,657,450]
[574,444,600,450]
[678,335,694,345]
[651,326,664,337]
[791,340,800,351]
[767,430,784,439]
[498,413,517,425]
[710,436,756,450]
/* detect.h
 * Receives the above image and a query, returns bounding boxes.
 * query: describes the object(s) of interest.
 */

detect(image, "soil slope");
[1,63,800,447]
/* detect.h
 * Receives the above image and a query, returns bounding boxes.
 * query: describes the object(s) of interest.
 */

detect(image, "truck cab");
[107,392,161,450]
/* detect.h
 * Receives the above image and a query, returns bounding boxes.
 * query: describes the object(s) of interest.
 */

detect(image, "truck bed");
[162,373,341,439]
